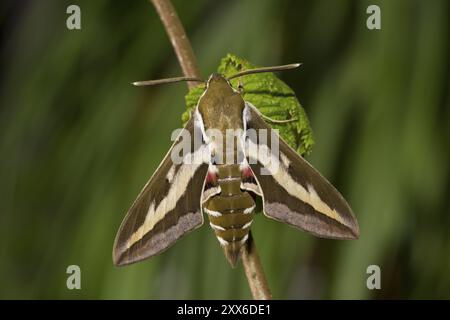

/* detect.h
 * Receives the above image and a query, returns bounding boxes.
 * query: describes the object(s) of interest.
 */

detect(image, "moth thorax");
[223,150,244,165]
[212,148,244,165]
[223,131,244,164]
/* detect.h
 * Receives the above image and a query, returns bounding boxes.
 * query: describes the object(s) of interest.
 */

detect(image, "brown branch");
[151,0,200,88]
[241,232,272,299]
[149,0,272,300]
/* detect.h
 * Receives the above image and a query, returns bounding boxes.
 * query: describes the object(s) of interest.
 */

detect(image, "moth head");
[198,73,241,125]
[207,73,227,83]
[205,73,234,92]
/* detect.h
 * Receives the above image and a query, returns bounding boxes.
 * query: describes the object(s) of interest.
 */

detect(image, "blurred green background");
[1,0,449,299]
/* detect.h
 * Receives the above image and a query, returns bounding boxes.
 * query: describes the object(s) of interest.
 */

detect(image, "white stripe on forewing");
[194,109,208,144]
[126,146,206,249]
[280,153,291,168]
[247,140,346,226]
[166,165,176,183]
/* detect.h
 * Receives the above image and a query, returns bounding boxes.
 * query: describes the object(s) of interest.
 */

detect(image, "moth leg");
[237,77,244,94]
[260,113,298,124]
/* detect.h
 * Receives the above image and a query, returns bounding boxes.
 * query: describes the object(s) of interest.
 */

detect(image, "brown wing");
[113,115,209,266]
[244,103,359,239]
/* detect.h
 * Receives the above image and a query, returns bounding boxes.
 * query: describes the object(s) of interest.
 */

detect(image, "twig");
[151,0,200,88]
[241,232,272,299]
[149,0,272,300]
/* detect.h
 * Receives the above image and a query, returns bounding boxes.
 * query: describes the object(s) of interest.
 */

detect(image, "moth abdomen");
[203,164,256,266]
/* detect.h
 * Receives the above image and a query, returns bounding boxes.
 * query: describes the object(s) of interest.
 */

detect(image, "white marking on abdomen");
[209,222,225,231]
[239,234,249,245]
[243,205,255,214]
[204,207,222,217]
[242,221,253,229]
[217,236,229,246]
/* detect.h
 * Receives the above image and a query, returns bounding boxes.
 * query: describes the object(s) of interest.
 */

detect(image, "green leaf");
[183,53,314,155]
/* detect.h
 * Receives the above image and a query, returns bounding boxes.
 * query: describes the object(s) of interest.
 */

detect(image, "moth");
[113,64,359,267]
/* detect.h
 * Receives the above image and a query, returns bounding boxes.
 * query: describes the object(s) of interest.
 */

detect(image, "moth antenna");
[227,63,302,81]
[132,76,205,86]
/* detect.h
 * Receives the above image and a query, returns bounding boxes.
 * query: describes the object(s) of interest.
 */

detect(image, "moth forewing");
[113,115,209,266]
[243,102,359,239]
